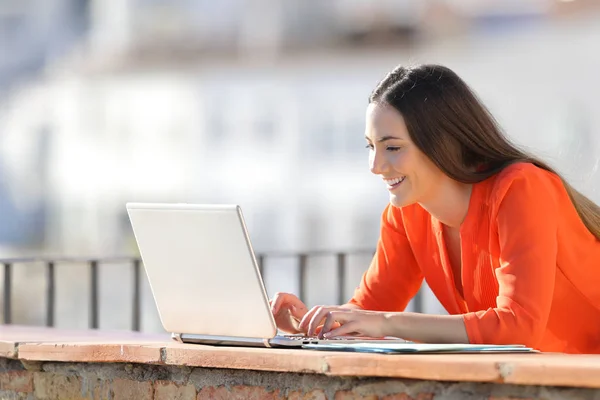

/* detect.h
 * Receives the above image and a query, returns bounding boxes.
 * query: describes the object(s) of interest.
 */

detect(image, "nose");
[369,149,387,175]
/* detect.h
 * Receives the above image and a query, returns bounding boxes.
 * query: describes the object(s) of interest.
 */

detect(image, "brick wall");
[0,357,598,400]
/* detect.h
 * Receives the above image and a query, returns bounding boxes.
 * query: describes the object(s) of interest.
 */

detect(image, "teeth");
[384,176,405,186]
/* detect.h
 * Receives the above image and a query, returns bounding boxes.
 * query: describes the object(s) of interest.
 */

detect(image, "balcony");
[0,255,599,399]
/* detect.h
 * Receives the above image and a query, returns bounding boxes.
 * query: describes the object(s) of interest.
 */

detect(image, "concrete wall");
[1,357,599,400]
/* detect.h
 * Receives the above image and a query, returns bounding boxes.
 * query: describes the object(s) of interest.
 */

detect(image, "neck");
[418,180,473,229]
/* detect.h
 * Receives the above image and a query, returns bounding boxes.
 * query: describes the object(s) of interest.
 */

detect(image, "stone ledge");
[2,325,600,390]
[4,358,598,400]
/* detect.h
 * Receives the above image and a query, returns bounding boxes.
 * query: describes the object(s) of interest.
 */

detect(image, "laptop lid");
[126,203,277,339]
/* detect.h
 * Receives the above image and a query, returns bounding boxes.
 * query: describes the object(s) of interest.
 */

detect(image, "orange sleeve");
[348,204,423,311]
[463,167,558,347]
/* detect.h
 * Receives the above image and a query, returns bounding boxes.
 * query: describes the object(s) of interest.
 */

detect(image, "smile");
[383,176,406,190]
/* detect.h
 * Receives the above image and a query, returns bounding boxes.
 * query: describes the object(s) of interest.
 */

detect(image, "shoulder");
[487,162,564,210]
[381,202,430,233]
[495,161,554,181]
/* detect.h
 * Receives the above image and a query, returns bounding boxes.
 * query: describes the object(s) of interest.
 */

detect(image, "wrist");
[382,312,404,338]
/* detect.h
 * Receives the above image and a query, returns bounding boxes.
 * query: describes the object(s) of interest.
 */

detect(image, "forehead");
[365,103,409,140]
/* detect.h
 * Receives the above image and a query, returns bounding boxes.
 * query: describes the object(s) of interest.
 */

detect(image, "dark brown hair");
[369,63,600,239]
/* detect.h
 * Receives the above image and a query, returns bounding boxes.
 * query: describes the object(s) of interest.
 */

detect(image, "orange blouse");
[349,162,600,353]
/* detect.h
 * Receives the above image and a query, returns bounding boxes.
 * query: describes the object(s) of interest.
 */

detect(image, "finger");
[308,308,332,337]
[320,311,349,338]
[299,306,320,331]
[315,322,340,335]
[289,303,308,320]
[285,307,301,332]
[271,292,288,315]
[323,321,359,338]
[273,293,305,316]
[306,308,326,336]
[270,293,279,314]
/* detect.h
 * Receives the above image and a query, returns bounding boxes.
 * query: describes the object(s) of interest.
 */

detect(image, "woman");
[270,64,600,354]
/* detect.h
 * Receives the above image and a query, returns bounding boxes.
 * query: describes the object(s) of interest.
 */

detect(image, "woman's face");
[365,102,445,208]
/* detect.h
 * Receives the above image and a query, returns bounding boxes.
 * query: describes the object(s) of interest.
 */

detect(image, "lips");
[384,176,405,186]
[383,176,406,191]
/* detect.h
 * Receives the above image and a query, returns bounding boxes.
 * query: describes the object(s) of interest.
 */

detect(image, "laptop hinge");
[172,333,183,343]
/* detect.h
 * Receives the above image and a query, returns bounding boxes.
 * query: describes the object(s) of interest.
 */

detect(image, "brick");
[33,372,83,399]
[334,391,378,400]
[0,371,33,392]
[81,376,111,400]
[197,385,282,400]
[196,386,229,400]
[0,390,30,399]
[287,389,327,400]
[488,398,540,400]
[113,378,153,400]
[382,394,435,400]
[154,380,196,400]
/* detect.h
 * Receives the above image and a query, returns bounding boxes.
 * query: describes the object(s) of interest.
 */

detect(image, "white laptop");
[125,203,408,348]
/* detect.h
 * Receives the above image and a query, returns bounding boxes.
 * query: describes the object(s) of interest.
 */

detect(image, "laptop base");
[173,333,410,348]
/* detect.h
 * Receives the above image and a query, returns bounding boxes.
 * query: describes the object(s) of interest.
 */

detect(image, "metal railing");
[0,251,423,331]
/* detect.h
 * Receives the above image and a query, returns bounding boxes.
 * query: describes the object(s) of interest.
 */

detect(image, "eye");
[386,146,402,152]
[365,143,374,150]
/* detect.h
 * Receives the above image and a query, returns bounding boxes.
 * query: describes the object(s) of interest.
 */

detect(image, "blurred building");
[0,0,599,331]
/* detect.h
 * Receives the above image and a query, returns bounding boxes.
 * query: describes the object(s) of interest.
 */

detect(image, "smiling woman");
[270,64,600,354]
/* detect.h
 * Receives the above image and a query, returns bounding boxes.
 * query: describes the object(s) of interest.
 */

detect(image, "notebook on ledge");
[303,342,537,354]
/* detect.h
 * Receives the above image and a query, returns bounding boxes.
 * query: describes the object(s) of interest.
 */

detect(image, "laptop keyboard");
[282,335,344,341]
[284,335,318,340]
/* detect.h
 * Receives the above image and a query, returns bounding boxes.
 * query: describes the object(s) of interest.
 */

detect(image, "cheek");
[389,152,408,169]
[416,158,445,189]
[405,153,439,186]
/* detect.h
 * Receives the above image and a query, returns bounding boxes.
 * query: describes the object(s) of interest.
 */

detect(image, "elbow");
[465,308,546,348]
[499,322,544,348]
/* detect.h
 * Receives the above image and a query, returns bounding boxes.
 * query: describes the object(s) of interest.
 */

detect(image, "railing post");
[46,262,55,327]
[412,286,423,314]
[132,259,141,331]
[337,253,346,305]
[89,260,99,329]
[298,254,308,303]
[3,263,12,324]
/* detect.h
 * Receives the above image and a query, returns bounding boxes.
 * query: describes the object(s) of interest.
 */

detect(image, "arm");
[382,312,468,343]
[301,204,424,336]
[348,204,424,312]
[461,167,558,347]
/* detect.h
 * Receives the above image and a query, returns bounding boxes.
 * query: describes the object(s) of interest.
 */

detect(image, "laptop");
[125,203,409,348]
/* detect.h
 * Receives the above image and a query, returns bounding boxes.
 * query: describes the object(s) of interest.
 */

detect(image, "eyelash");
[365,144,402,152]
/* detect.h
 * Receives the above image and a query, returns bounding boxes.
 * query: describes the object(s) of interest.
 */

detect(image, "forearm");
[384,312,469,343]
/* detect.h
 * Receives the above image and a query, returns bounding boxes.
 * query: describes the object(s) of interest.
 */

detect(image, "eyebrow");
[365,135,406,143]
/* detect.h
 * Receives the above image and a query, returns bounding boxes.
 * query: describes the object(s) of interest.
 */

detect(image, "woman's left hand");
[299,306,391,339]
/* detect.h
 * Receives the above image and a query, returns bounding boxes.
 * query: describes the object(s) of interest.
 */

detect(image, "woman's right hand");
[269,292,309,334]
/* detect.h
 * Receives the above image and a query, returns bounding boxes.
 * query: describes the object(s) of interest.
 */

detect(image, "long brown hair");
[369,64,600,240]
